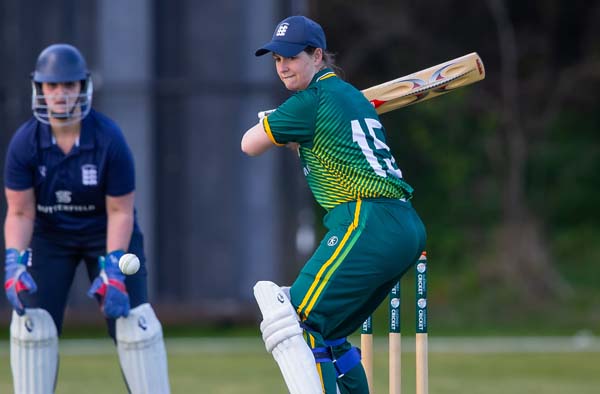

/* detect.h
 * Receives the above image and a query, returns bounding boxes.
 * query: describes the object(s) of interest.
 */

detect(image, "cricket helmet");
[31,43,93,124]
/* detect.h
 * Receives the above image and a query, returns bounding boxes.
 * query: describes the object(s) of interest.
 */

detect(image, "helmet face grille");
[31,79,94,125]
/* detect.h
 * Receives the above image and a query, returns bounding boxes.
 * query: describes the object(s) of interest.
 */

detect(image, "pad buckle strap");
[331,347,361,378]
[311,340,362,378]
[312,347,332,363]
[323,338,346,347]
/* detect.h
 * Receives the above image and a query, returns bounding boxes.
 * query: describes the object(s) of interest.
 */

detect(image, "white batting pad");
[116,303,170,394]
[10,308,58,394]
[254,281,323,394]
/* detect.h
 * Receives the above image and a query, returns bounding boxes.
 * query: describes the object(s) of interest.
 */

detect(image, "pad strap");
[333,347,361,377]
[324,338,347,347]
[311,337,362,378]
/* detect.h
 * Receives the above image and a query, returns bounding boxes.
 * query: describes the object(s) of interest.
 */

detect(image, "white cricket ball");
[118,253,140,275]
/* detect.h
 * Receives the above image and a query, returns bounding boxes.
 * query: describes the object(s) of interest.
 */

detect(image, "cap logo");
[276,23,290,37]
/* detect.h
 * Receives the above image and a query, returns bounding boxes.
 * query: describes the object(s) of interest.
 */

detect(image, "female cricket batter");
[3,43,169,393]
[242,16,426,394]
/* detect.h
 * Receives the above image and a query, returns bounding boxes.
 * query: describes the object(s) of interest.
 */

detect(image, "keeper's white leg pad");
[116,303,170,394]
[253,281,323,394]
[10,308,58,394]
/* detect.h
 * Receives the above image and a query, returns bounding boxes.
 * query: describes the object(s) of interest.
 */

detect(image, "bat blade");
[362,52,485,114]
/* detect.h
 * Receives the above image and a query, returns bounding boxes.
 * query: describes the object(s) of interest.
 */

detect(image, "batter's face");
[273,48,323,91]
[41,81,82,117]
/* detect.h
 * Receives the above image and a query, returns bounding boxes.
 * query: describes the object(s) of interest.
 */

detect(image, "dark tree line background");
[309,0,600,332]
[0,0,597,333]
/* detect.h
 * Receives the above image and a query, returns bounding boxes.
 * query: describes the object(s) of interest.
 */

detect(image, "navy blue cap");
[255,16,326,57]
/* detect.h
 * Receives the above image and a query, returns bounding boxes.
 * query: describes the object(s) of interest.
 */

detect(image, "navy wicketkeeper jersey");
[4,109,139,237]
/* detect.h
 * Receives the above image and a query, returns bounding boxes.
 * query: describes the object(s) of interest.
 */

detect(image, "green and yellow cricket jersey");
[263,68,413,210]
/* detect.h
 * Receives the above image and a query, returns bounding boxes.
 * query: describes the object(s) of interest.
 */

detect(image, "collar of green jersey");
[309,68,336,88]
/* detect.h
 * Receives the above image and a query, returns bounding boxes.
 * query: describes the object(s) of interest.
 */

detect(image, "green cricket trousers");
[290,198,426,393]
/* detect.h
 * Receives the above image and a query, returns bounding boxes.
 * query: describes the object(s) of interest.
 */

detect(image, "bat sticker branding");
[362,52,486,114]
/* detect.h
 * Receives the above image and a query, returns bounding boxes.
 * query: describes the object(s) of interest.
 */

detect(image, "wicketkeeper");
[3,43,170,394]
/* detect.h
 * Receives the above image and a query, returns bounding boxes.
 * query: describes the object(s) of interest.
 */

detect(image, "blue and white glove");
[4,248,37,316]
[87,250,130,318]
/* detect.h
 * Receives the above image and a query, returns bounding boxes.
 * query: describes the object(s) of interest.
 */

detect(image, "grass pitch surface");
[1,336,599,393]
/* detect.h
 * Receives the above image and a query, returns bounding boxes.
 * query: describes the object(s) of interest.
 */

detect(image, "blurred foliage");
[0,0,597,335]
[364,93,600,335]
[308,0,600,333]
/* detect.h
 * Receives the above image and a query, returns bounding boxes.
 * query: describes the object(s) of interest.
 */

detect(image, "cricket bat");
[363,52,485,114]
[257,52,485,119]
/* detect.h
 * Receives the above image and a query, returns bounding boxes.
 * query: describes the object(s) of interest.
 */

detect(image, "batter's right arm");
[241,121,277,157]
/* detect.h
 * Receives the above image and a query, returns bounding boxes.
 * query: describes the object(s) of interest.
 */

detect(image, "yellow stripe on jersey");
[317,71,336,82]
[263,117,284,147]
[297,199,363,320]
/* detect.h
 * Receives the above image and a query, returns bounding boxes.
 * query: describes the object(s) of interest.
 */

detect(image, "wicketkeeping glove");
[87,250,130,318]
[4,248,37,316]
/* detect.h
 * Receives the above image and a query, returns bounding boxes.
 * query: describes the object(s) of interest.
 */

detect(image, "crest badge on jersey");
[81,164,97,185]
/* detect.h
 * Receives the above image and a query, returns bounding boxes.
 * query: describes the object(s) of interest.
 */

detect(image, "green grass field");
[1,336,599,393]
